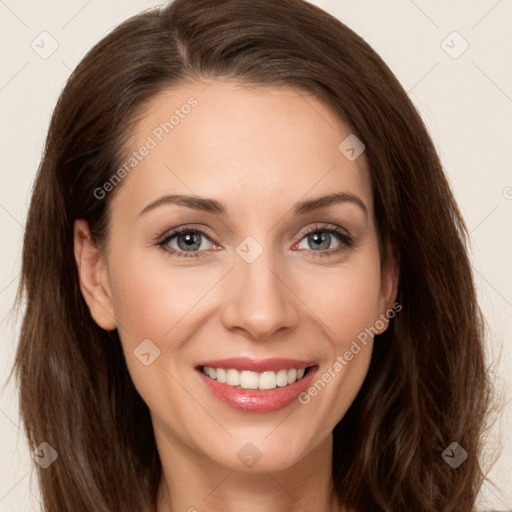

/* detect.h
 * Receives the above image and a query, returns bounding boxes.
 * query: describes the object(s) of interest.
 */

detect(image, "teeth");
[216,368,227,383]
[259,371,276,390]
[276,369,288,387]
[202,366,308,390]
[240,371,259,389]
[226,369,240,386]
[287,368,297,384]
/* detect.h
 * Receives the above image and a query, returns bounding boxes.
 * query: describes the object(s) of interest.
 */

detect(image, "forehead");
[112,80,373,221]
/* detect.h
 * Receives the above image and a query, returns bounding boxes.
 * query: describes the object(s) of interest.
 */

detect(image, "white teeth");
[258,371,277,390]
[226,369,240,386]
[202,366,308,390]
[240,371,259,389]
[287,368,297,384]
[276,369,288,387]
[216,368,227,383]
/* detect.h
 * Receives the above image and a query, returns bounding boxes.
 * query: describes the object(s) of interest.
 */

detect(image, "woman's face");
[76,80,397,473]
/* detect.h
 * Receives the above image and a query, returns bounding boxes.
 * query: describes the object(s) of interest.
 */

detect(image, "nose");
[220,246,299,341]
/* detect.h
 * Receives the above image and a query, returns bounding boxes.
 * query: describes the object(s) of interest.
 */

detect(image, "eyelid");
[296,222,352,241]
[156,224,218,244]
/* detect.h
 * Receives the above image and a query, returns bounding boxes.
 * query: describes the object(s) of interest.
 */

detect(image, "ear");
[375,243,400,335]
[73,219,117,331]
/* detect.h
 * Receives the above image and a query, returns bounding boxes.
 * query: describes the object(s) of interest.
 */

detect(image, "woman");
[13,0,492,510]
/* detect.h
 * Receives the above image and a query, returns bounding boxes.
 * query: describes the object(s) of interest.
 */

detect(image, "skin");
[74,80,398,512]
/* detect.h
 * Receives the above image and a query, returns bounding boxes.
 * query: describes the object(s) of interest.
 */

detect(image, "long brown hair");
[12,0,493,510]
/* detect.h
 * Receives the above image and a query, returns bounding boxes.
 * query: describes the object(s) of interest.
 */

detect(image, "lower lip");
[198,367,318,413]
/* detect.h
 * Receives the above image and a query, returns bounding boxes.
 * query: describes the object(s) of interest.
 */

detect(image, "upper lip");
[196,357,315,373]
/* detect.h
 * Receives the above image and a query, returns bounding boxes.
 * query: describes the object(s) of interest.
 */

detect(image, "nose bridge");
[221,235,298,340]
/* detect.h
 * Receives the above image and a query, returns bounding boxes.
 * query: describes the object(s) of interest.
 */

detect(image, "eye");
[295,224,354,257]
[157,226,218,258]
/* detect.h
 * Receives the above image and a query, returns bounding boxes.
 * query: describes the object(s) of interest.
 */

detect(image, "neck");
[154,426,342,512]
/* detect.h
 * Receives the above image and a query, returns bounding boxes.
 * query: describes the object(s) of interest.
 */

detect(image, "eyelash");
[156,223,355,259]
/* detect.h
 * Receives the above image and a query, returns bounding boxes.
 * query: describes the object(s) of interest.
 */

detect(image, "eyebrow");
[138,192,368,218]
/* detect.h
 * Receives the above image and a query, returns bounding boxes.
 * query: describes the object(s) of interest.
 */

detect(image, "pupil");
[178,233,201,251]
[310,232,330,250]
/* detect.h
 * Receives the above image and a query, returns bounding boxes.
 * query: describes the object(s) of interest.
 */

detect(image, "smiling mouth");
[200,366,312,391]
[195,358,318,412]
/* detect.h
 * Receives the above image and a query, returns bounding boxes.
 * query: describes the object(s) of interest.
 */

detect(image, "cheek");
[303,255,384,348]
[108,251,220,341]
[106,254,207,428]
[295,259,382,428]
[326,272,381,343]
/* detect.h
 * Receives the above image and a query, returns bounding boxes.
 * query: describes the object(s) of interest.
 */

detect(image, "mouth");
[195,357,318,413]
[200,365,311,390]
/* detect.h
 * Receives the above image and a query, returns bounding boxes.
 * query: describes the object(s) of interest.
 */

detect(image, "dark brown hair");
[12,0,493,510]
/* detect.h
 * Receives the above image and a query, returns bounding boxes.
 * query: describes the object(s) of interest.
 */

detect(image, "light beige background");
[0,0,511,510]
